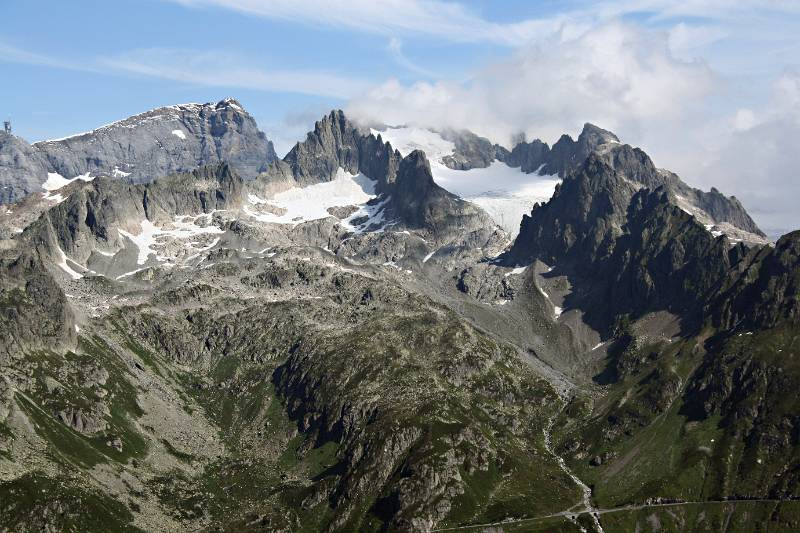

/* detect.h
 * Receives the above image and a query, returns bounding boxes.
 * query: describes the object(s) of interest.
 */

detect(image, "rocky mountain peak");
[0,98,277,205]
[578,122,620,147]
[0,131,49,205]
[282,108,381,185]
[276,111,497,246]
[507,152,637,267]
[215,97,245,111]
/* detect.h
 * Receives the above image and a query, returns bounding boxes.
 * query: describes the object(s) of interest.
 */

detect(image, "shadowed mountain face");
[0,102,799,532]
[0,98,276,204]
[504,153,777,334]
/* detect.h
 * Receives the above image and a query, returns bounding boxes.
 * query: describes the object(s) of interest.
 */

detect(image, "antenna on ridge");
[3,120,10,135]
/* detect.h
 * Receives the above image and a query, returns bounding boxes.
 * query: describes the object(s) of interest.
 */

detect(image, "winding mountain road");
[433,498,796,531]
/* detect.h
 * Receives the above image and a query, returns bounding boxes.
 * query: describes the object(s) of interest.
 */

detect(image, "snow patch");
[112,166,131,178]
[245,169,390,232]
[505,266,527,277]
[118,216,224,266]
[433,162,560,238]
[42,172,94,192]
[42,172,94,203]
[56,246,83,280]
[248,193,268,204]
[116,267,149,280]
[371,126,455,162]
[704,223,724,238]
[171,129,187,140]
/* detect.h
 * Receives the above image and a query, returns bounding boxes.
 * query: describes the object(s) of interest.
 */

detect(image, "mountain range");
[0,99,798,532]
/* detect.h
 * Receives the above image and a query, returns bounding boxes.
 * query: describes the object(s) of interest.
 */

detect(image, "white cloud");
[348,23,715,146]
[731,109,758,132]
[387,38,437,78]
[684,71,800,237]
[100,48,369,99]
[667,23,728,60]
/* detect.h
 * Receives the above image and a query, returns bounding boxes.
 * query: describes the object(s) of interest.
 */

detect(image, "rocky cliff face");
[439,129,503,170]
[35,98,276,184]
[0,131,49,204]
[507,153,638,269]
[0,98,276,204]
[0,252,76,361]
[707,230,800,331]
[506,151,772,333]
[598,188,737,325]
[22,163,246,268]
[282,109,399,187]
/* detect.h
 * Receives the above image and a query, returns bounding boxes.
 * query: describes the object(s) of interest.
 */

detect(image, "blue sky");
[2,0,539,144]
[2,1,800,234]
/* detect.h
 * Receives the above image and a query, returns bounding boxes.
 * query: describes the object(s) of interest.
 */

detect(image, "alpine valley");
[0,98,798,533]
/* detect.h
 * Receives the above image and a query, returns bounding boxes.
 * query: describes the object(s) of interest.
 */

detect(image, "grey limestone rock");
[0,131,49,204]
[0,98,276,205]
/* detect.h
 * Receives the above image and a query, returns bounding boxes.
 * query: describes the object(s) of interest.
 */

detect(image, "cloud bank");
[348,23,715,146]
[694,71,800,237]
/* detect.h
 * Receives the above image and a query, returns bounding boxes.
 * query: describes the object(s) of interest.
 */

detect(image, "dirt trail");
[542,414,605,533]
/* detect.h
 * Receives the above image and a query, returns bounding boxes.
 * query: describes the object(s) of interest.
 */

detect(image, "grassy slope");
[553,323,800,531]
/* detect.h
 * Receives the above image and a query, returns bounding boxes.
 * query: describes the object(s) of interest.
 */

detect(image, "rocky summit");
[1,100,799,533]
[0,98,276,205]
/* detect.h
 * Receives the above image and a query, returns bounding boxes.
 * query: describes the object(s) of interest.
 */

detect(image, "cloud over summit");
[348,23,714,146]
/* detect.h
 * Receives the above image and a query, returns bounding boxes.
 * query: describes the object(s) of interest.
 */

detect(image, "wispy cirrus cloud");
[387,38,438,79]
[167,0,571,46]
[167,0,800,50]
[0,41,98,73]
[100,48,370,99]
[0,43,370,99]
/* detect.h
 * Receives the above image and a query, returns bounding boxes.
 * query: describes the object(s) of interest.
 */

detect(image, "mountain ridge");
[0,99,799,532]
[0,98,277,204]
